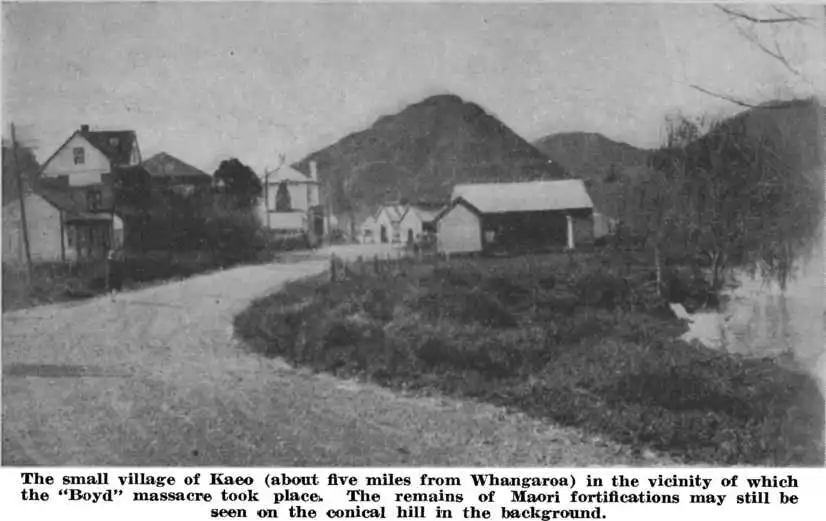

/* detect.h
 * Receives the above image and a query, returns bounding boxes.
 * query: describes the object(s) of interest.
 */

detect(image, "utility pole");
[263,167,271,230]
[10,123,33,281]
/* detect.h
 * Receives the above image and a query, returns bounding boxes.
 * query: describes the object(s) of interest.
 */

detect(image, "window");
[73,147,85,165]
[87,189,102,211]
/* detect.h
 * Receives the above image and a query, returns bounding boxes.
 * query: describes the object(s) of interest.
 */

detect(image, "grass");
[2,234,318,312]
[234,251,825,466]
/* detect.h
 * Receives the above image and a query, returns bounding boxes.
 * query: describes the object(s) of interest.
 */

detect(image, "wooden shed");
[435,198,483,255]
[436,179,595,255]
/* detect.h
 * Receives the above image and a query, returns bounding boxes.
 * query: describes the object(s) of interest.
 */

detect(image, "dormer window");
[73,147,85,165]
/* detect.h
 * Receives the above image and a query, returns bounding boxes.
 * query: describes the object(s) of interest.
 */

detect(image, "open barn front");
[483,211,569,254]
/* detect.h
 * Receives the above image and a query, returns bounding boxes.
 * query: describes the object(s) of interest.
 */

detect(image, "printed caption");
[18,470,803,519]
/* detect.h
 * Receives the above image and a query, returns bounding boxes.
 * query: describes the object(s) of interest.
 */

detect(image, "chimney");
[309,160,318,182]
[80,124,90,133]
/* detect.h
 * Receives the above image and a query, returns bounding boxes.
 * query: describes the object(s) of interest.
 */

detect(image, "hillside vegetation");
[292,94,567,215]
[235,252,824,466]
[532,132,652,215]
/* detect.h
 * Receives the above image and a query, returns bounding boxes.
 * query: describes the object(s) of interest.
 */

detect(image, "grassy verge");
[234,251,824,466]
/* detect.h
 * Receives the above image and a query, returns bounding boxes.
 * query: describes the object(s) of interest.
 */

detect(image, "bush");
[233,253,825,466]
[203,208,266,266]
[574,270,633,309]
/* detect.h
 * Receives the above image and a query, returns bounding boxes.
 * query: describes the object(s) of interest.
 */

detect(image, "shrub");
[362,286,396,322]
[204,208,266,266]
[574,270,632,309]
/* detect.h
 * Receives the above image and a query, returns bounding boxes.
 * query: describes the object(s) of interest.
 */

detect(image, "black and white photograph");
[2,2,824,468]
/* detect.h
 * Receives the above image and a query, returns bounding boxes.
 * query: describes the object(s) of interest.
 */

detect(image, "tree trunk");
[654,244,662,299]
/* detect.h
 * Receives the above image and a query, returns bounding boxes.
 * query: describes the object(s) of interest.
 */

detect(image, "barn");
[436,180,594,255]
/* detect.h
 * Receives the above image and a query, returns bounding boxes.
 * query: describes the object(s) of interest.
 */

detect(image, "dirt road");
[3,248,675,466]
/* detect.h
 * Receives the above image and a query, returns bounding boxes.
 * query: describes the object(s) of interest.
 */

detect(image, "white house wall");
[268,212,306,231]
[41,134,112,187]
[2,194,71,264]
[399,210,423,243]
[266,182,316,212]
[437,204,482,254]
[374,209,398,243]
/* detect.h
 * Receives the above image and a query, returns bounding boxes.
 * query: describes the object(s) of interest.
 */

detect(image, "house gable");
[41,133,113,187]
[437,200,483,255]
[400,208,422,229]
[2,193,66,264]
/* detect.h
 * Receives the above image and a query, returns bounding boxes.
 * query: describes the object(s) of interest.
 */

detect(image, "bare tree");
[691,4,821,108]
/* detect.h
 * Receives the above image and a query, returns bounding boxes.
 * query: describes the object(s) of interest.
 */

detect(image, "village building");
[2,187,124,265]
[371,203,407,243]
[258,160,326,241]
[398,202,445,245]
[358,214,379,243]
[141,152,212,197]
[436,179,594,255]
[40,124,141,187]
[7,125,142,263]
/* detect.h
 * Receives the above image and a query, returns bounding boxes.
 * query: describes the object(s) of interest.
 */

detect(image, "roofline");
[434,196,483,223]
[40,128,142,175]
[38,130,82,175]
[144,152,211,178]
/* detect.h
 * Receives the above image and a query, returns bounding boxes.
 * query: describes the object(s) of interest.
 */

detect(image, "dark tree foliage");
[275,181,291,212]
[2,142,40,205]
[213,158,262,210]
[112,166,152,211]
[649,100,823,290]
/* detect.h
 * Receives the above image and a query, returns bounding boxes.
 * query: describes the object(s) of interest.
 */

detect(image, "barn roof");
[451,179,593,214]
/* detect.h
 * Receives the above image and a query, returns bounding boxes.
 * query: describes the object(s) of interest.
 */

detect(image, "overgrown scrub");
[234,252,825,465]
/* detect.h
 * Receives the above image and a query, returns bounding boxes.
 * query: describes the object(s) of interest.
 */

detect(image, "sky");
[2,2,823,175]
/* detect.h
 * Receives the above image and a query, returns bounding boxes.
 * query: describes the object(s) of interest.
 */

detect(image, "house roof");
[39,126,138,175]
[407,204,446,223]
[433,197,483,223]
[377,203,407,222]
[80,128,137,165]
[267,165,315,184]
[36,186,85,215]
[451,179,593,214]
[143,152,211,181]
[34,186,112,222]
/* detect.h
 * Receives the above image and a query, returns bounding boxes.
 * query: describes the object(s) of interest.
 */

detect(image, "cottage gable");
[41,133,113,186]
[40,126,141,187]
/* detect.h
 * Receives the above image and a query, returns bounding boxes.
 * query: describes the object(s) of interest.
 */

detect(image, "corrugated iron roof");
[451,179,593,214]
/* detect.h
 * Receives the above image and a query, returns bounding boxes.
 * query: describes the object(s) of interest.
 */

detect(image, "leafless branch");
[735,25,802,77]
[771,5,814,26]
[689,84,800,110]
[716,5,810,24]
[689,85,762,108]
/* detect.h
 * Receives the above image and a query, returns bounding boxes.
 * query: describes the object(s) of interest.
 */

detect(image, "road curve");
[3,249,675,466]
